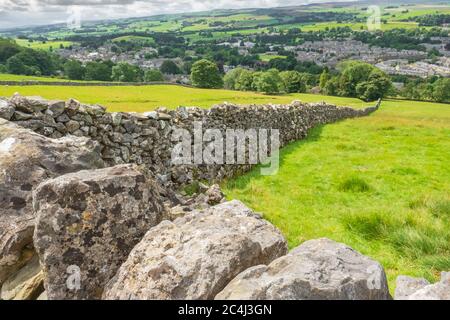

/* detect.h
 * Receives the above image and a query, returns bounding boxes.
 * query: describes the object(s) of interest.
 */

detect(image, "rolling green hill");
[0,73,71,82]
[3,2,448,41]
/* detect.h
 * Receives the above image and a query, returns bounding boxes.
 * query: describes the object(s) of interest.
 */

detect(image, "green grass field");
[259,54,287,62]
[223,99,450,291]
[0,73,71,82]
[15,39,75,51]
[112,35,155,45]
[0,84,372,112]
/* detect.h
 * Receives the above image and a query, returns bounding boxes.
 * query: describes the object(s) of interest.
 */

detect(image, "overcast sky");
[0,0,355,30]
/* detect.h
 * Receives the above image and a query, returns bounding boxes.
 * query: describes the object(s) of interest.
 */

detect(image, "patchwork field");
[15,39,75,51]
[0,74,71,82]
[112,35,155,45]
[5,3,447,42]
[223,99,450,290]
[258,54,287,62]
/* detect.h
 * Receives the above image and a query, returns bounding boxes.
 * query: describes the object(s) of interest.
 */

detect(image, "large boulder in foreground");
[395,272,450,300]
[0,119,105,287]
[215,238,391,300]
[33,164,165,300]
[103,200,288,300]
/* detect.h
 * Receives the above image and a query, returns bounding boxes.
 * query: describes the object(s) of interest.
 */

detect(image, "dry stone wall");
[0,94,380,187]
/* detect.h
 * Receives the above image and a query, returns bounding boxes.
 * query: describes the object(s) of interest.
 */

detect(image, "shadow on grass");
[223,124,325,191]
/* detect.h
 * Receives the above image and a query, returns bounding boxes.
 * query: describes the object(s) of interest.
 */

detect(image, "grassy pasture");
[112,35,155,45]
[15,39,75,51]
[258,54,287,62]
[0,84,372,112]
[0,73,71,82]
[223,99,450,290]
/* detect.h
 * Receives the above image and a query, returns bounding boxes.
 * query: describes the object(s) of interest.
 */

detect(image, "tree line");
[401,76,450,103]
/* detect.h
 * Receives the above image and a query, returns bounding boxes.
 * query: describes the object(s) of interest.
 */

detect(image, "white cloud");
[0,0,354,29]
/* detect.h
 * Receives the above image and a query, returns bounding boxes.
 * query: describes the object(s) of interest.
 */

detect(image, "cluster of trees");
[190,59,298,94]
[401,77,450,103]
[266,56,324,75]
[353,28,447,51]
[409,14,450,27]
[64,59,167,82]
[320,61,393,102]
[0,35,180,83]
[0,38,61,76]
[191,59,449,103]
[222,66,309,94]
[195,45,259,69]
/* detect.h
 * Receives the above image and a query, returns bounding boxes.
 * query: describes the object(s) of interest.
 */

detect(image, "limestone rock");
[205,184,225,205]
[215,238,391,300]
[37,291,47,300]
[394,275,430,300]
[103,200,288,300]
[47,100,65,117]
[0,254,44,300]
[66,99,80,116]
[165,204,190,221]
[0,119,105,287]
[396,272,450,300]
[33,164,165,300]
[14,271,44,300]
[10,95,48,114]
[13,110,33,120]
[0,99,14,120]
[65,120,80,133]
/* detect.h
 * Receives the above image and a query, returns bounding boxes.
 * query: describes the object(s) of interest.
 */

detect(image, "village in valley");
[1,2,449,99]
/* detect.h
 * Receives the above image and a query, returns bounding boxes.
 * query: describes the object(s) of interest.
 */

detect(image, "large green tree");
[112,62,142,82]
[431,78,450,102]
[235,69,254,91]
[6,48,57,76]
[160,60,181,74]
[6,55,29,75]
[333,61,392,100]
[64,59,85,80]
[323,76,340,96]
[319,69,330,90]
[190,59,223,89]
[223,67,245,90]
[85,61,113,81]
[253,69,283,94]
[355,69,393,101]
[338,61,376,97]
[0,38,21,64]
[280,70,306,93]
[144,69,164,82]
